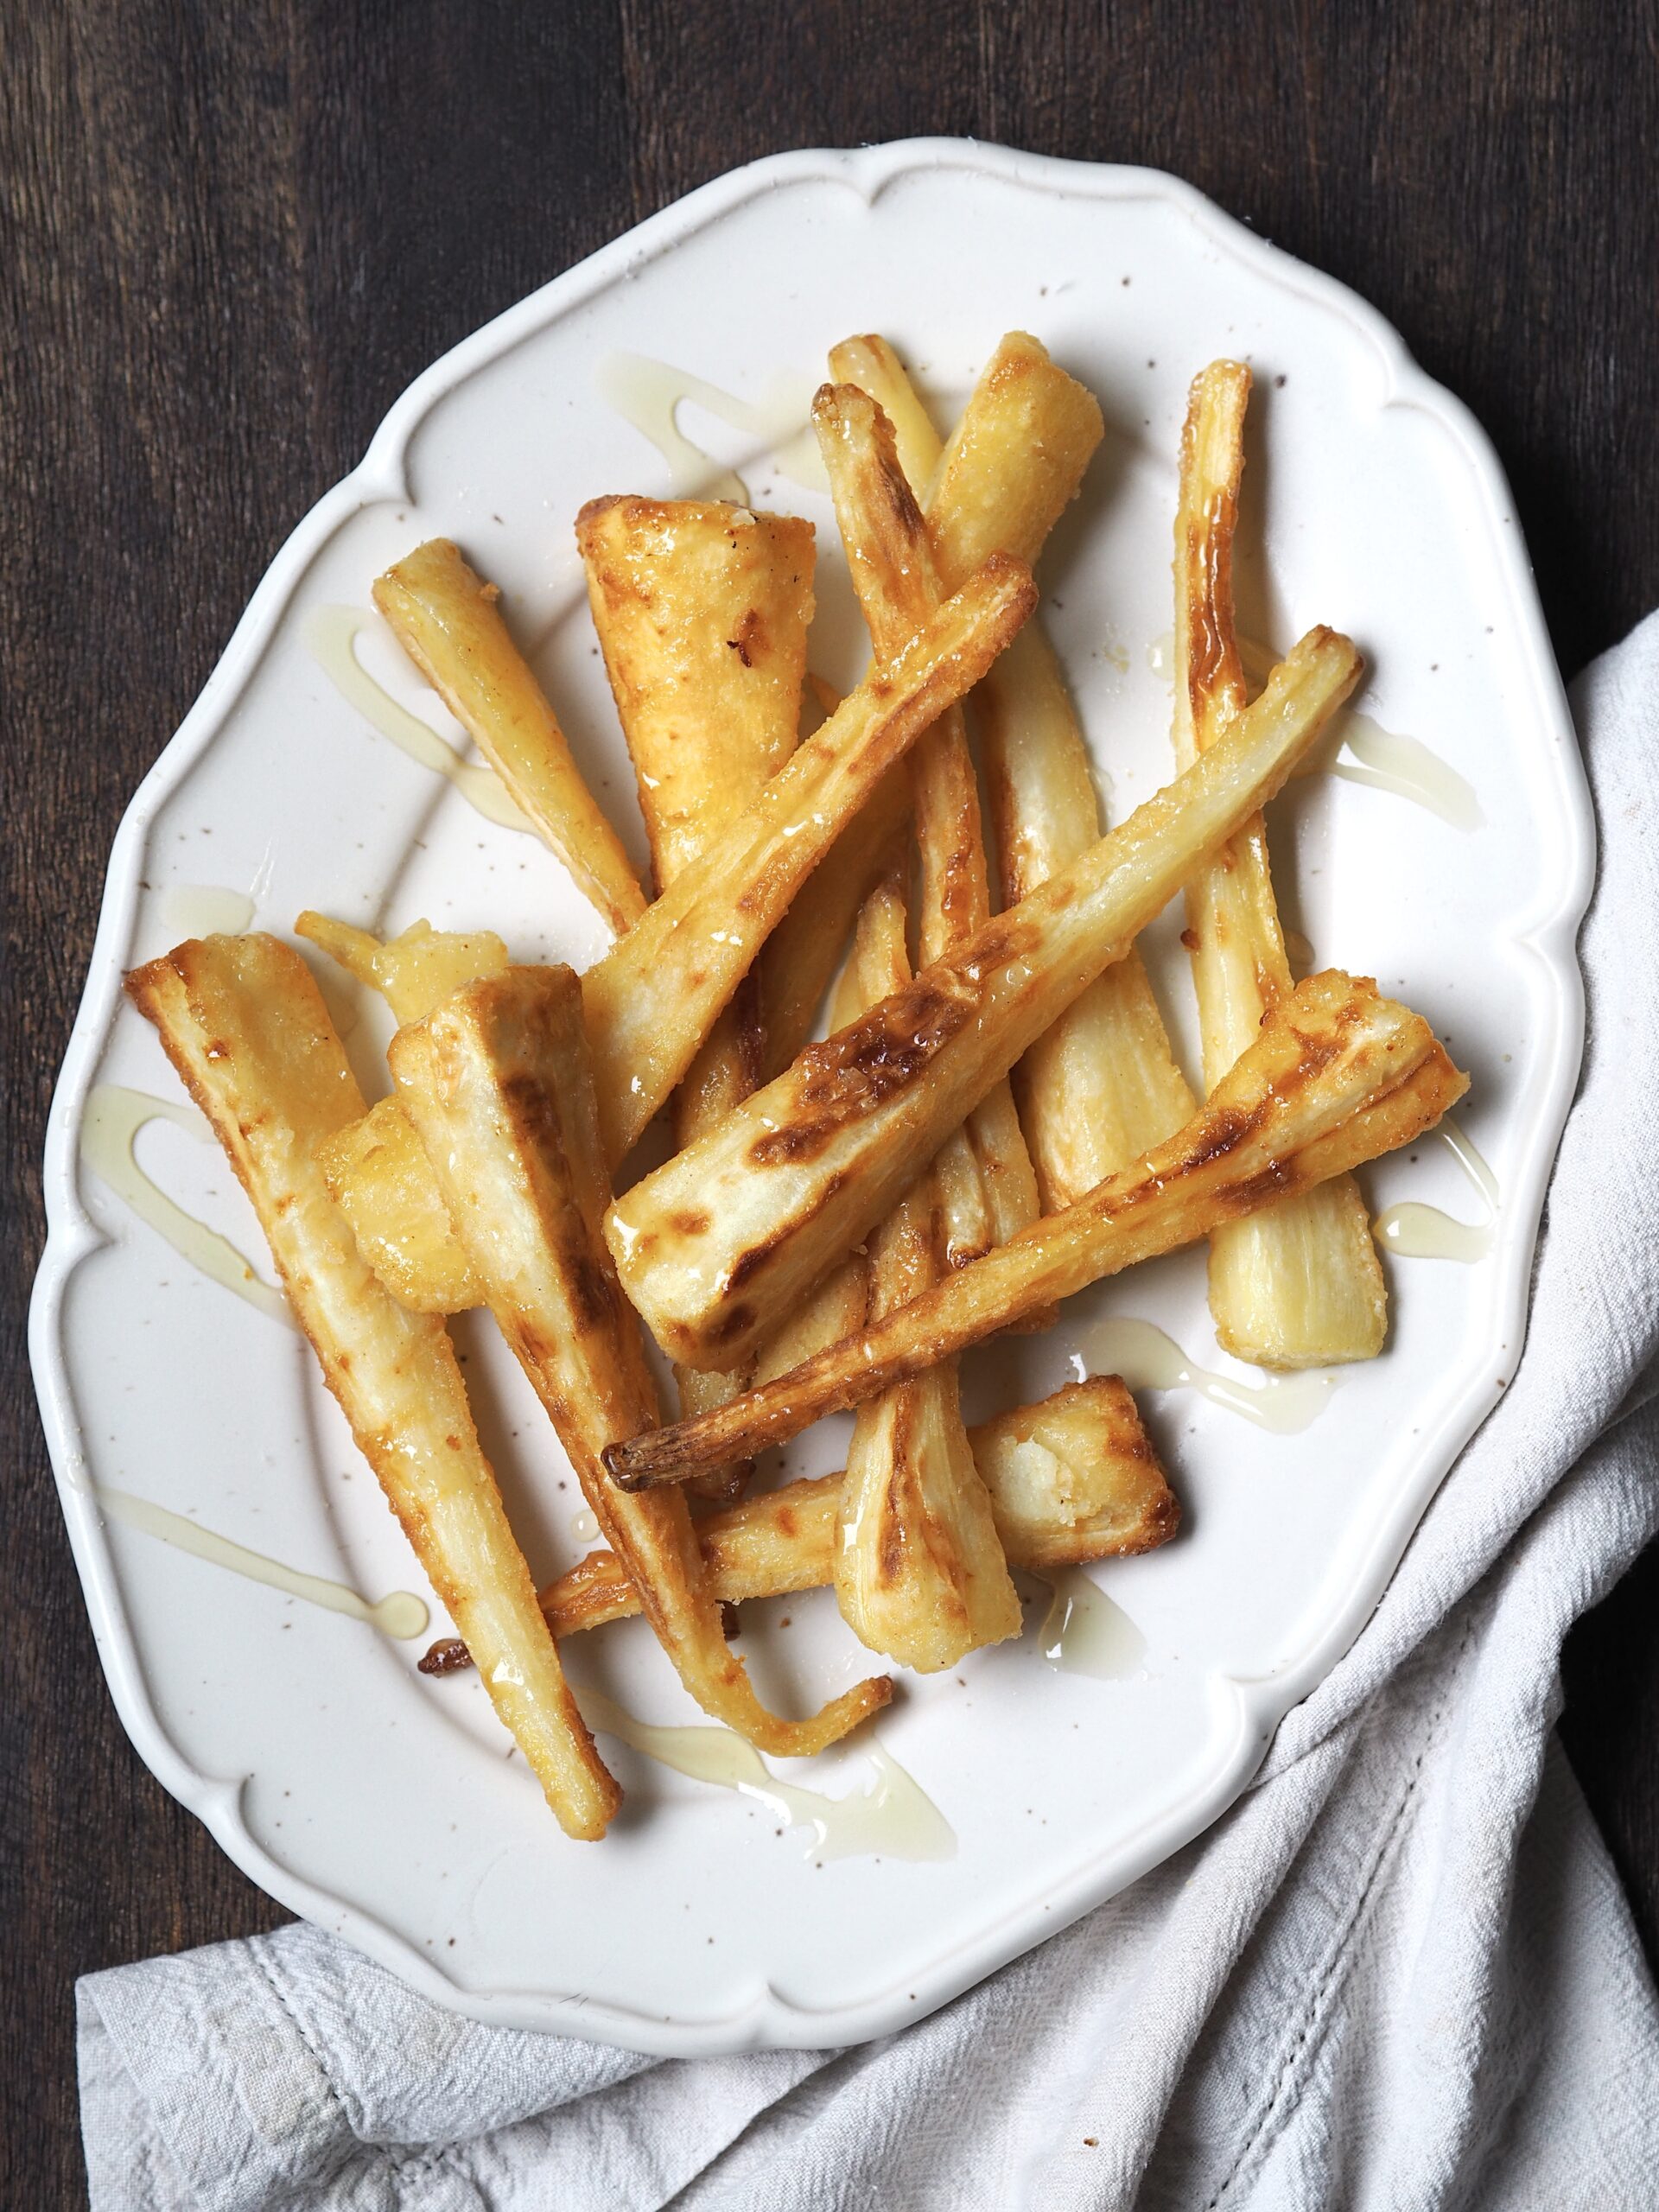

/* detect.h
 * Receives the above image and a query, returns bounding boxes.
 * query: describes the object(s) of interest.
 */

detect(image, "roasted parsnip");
[581,552,1037,1164]
[891,334,1196,1207]
[814,381,1041,1269]
[576,496,814,889]
[125,935,619,1839]
[827,334,947,499]
[927,331,1105,580]
[979,623,1199,1207]
[297,915,507,1314]
[372,539,646,936]
[607,628,1363,1370]
[387,965,891,1756]
[824,863,1021,1673]
[295,912,511,1023]
[749,1254,869,1383]
[754,757,906,1082]
[315,1095,482,1314]
[1173,363,1387,1367]
[603,972,1468,1486]
[978,1376,1179,1568]
[747,867,884,1383]
[421,1377,1175,1666]
[578,495,816,1498]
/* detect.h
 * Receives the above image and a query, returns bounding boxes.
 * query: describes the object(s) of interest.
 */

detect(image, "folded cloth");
[79,615,1659,2210]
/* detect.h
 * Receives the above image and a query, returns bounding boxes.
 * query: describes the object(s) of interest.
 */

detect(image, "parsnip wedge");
[978,625,1199,1207]
[581,551,1037,1165]
[603,972,1468,1486]
[372,539,646,936]
[607,627,1363,1371]
[125,934,619,1840]
[297,914,507,1314]
[747,850,888,1386]
[978,1376,1180,1568]
[575,496,814,890]
[387,965,891,1756]
[579,495,815,1499]
[296,912,510,1025]
[315,1095,482,1315]
[755,761,909,1083]
[1173,362,1386,1367]
[814,380,1041,1271]
[827,334,947,499]
[891,334,1196,1208]
[749,1251,869,1385]
[927,331,1105,581]
[824,861,1021,1674]
[420,1377,1175,1665]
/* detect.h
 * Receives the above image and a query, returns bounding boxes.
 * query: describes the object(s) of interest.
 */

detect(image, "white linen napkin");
[78,616,1659,2210]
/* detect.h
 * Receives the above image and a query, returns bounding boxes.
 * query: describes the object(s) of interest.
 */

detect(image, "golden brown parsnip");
[372,539,646,936]
[975,1377,1179,1568]
[749,1252,870,1384]
[824,866,1021,1674]
[606,628,1362,1371]
[927,332,1105,582]
[576,496,814,889]
[420,1377,1175,1664]
[603,972,1468,1487]
[976,625,1198,1206]
[1173,362,1386,1367]
[387,965,891,1757]
[315,1096,482,1315]
[745,849,896,1386]
[579,552,1036,1165]
[754,762,909,1082]
[578,495,816,1500]
[125,934,619,1840]
[295,911,510,1025]
[813,380,1042,1271]
[296,913,508,1315]
[895,334,1196,1209]
[827,334,947,499]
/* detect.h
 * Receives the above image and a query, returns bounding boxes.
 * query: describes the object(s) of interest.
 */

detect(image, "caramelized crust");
[603,972,1467,1488]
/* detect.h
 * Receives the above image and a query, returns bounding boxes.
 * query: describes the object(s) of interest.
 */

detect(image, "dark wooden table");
[6,3,1657,2199]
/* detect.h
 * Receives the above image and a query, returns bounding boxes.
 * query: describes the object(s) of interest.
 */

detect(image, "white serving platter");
[30,140,1592,2054]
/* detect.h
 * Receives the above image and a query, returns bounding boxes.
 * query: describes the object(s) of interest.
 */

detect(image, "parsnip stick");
[828,334,948,499]
[388,966,891,1756]
[755,760,907,1082]
[607,629,1363,1371]
[125,935,619,1840]
[750,1253,868,1384]
[814,381,1041,1270]
[747,856,885,1384]
[373,539,646,936]
[421,1377,1176,1666]
[315,1096,482,1315]
[977,626,1198,1206]
[296,912,510,1025]
[578,495,815,1499]
[581,552,1037,1165]
[603,973,1468,1486]
[927,332,1105,580]
[890,335,1196,1207]
[296,915,506,1314]
[815,385,988,965]
[575,497,814,890]
[299,867,894,1339]
[827,863,1020,1673]
[1174,363,1386,1367]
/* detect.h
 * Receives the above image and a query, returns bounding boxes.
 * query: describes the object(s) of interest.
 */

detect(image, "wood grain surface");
[4,3,1656,2198]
